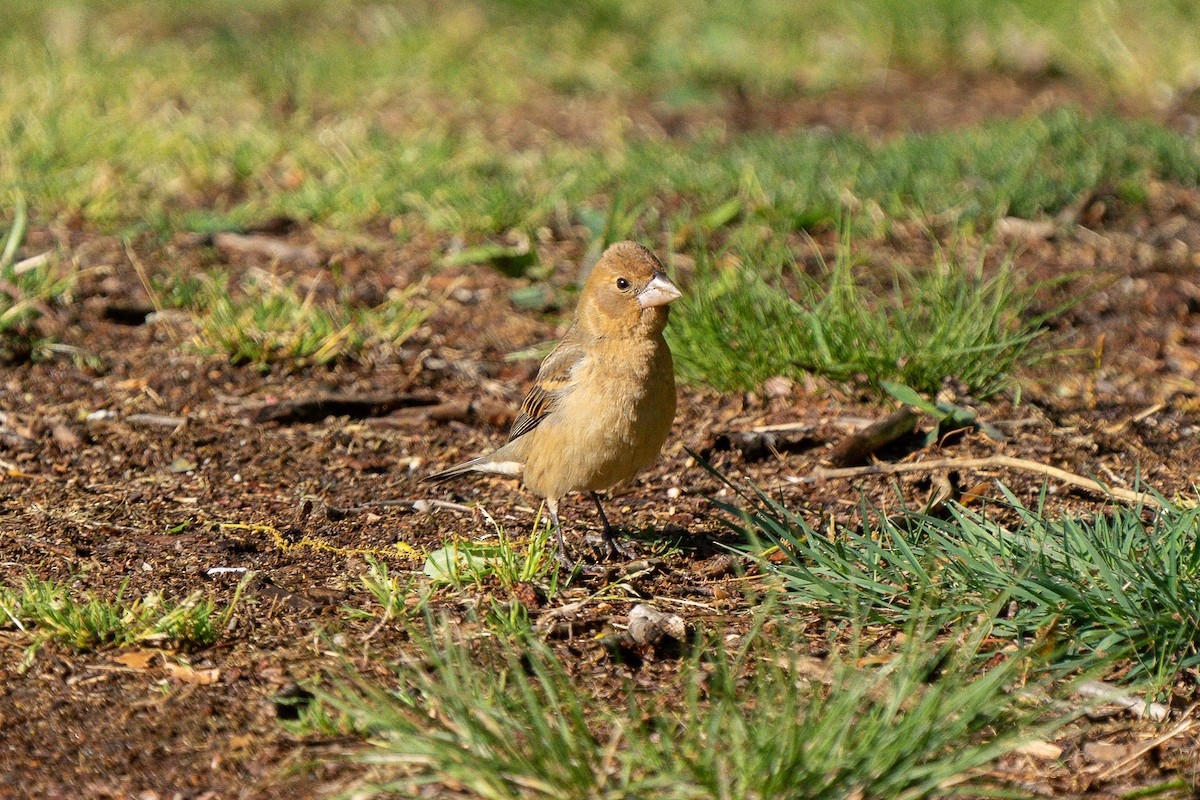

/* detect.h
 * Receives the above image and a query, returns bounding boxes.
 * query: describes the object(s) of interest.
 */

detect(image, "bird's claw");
[555,546,579,573]
[583,531,637,561]
[601,533,637,561]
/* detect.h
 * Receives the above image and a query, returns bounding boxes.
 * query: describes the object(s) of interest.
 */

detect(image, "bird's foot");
[554,544,579,572]
[555,548,612,576]
[590,530,636,561]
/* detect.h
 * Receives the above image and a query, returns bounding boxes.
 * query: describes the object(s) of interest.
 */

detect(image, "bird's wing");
[508,339,586,442]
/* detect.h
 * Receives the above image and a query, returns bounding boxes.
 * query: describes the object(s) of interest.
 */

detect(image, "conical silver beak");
[637,273,682,308]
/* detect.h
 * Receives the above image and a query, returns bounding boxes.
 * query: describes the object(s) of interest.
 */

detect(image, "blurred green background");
[3,0,1199,233]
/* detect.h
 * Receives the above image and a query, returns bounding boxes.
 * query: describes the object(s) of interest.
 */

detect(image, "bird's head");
[577,241,681,338]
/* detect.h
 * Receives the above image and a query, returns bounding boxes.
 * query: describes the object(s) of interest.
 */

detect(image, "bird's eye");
[616,277,630,291]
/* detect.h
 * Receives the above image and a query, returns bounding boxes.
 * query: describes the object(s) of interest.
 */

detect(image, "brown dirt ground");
[4,76,1200,799]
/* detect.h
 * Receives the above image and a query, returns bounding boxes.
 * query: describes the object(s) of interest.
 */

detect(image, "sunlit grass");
[671,239,1058,394]
[163,271,429,369]
[724,482,1200,694]
[1,0,1198,237]
[344,557,427,624]
[422,508,563,597]
[297,615,1075,799]
[6,0,1200,108]
[0,574,249,659]
[0,198,75,357]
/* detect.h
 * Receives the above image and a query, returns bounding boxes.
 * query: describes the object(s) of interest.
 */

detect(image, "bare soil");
[4,76,1200,799]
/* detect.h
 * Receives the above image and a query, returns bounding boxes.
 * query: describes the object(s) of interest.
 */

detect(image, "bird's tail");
[422,455,523,483]
[422,457,485,484]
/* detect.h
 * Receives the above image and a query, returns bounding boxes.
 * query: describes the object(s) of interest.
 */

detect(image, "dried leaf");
[112,650,157,670]
[163,661,220,684]
[1016,740,1064,760]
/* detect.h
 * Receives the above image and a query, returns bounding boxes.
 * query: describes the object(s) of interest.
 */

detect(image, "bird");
[425,240,681,566]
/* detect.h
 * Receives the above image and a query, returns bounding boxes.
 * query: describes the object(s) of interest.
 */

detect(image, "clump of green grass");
[723,483,1200,693]
[0,574,248,659]
[423,507,562,597]
[280,684,366,738]
[344,557,427,624]
[171,272,427,369]
[0,199,74,358]
[304,616,1072,799]
[671,242,1054,395]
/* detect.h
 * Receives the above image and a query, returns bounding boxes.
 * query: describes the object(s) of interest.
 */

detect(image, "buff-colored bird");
[426,241,681,565]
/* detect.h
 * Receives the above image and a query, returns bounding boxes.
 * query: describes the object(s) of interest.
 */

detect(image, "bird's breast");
[521,335,676,499]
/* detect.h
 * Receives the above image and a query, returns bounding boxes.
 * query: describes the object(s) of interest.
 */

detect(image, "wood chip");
[698,554,736,579]
[1082,741,1137,763]
[997,216,1058,240]
[163,661,220,684]
[762,375,793,398]
[50,420,82,450]
[212,232,319,267]
[377,397,515,429]
[1016,740,1065,760]
[126,413,188,430]
[824,406,919,467]
[112,650,158,670]
[250,391,440,424]
[13,251,52,275]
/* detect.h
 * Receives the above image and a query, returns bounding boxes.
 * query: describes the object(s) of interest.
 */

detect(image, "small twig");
[125,413,188,430]
[534,599,590,638]
[13,251,51,275]
[767,654,922,709]
[0,280,54,321]
[252,391,440,424]
[27,506,151,535]
[648,595,716,611]
[361,607,393,647]
[412,499,476,514]
[1103,402,1166,436]
[535,572,667,638]
[212,232,319,267]
[299,495,421,522]
[297,494,478,523]
[751,417,872,434]
[803,454,1169,508]
[750,421,819,434]
[1094,713,1195,780]
[125,241,179,341]
[0,598,27,633]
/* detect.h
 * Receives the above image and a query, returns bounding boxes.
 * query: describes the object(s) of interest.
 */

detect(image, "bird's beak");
[637,273,682,308]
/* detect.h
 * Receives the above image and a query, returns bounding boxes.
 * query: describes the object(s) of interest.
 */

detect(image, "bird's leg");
[547,498,576,570]
[591,492,635,560]
[590,491,614,533]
